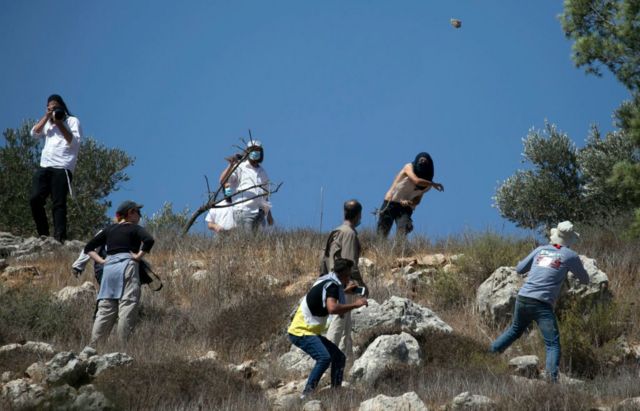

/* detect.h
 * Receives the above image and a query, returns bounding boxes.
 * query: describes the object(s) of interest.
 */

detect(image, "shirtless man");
[377,152,444,237]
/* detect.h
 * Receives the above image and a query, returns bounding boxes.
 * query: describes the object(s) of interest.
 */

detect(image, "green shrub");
[0,284,89,345]
[559,300,629,377]
[456,231,534,287]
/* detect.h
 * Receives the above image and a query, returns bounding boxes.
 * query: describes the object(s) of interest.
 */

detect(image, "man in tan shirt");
[319,199,368,359]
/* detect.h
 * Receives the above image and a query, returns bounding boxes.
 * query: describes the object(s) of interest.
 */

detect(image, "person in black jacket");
[84,200,154,347]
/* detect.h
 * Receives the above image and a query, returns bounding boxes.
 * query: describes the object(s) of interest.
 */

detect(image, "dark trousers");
[30,167,72,242]
[376,200,414,237]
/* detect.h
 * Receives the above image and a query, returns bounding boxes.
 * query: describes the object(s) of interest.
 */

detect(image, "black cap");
[116,200,143,215]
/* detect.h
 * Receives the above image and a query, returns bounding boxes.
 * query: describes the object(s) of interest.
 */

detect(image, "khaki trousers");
[325,294,354,359]
[90,262,141,346]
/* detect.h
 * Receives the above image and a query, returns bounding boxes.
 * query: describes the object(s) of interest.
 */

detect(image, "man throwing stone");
[288,258,367,398]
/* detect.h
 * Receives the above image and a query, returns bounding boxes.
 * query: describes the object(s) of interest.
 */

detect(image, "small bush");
[94,357,267,410]
[0,284,89,346]
[431,270,467,309]
[456,231,534,287]
[559,300,629,377]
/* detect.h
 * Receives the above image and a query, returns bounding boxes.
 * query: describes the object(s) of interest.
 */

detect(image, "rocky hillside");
[1,230,639,410]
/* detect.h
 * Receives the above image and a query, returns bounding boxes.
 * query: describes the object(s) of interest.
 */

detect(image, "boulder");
[477,256,611,324]
[0,341,55,357]
[563,256,610,301]
[350,332,422,385]
[359,391,428,411]
[449,392,497,410]
[44,352,89,387]
[56,281,96,305]
[508,355,539,379]
[1,378,47,410]
[73,384,113,410]
[278,345,314,373]
[476,267,522,324]
[86,352,133,377]
[352,296,453,338]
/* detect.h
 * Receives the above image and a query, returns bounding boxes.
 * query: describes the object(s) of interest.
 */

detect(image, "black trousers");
[30,167,72,242]
[376,200,414,237]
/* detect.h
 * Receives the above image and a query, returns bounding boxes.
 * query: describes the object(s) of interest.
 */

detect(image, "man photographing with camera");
[30,94,82,243]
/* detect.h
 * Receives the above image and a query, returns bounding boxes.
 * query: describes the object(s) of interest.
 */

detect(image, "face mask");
[224,187,233,197]
[249,151,261,161]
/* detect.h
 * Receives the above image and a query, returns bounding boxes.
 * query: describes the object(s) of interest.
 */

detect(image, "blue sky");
[0,1,629,238]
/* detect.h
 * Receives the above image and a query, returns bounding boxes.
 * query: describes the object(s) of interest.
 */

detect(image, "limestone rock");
[303,399,325,411]
[56,281,96,305]
[44,352,89,387]
[566,256,609,297]
[87,352,133,377]
[278,345,314,373]
[228,360,258,379]
[267,379,306,410]
[476,267,522,324]
[616,397,640,410]
[1,371,15,383]
[25,362,48,384]
[1,378,47,410]
[79,346,98,360]
[449,392,497,410]
[417,254,446,267]
[0,341,55,357]
[359,391,428,411]
[350,332,422,385]
[73,384,113,410]
[352,296,453,338]
[508,355,539,378]
[195,351,220,362]
[192,270,208,281]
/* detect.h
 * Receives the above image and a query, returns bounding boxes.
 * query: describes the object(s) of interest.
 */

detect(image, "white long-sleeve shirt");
[30,116,82,172]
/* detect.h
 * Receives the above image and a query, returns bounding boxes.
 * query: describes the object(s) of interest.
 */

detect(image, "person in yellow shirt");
[287,258,368,398]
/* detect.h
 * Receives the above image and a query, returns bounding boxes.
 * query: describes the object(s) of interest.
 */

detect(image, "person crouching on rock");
[489,221,589,383]
[84,201,155,347]
[287,258,368,398]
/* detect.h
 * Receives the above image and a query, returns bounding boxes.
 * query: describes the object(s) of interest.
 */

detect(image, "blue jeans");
[288,334,346,394]
[490,295,561,382]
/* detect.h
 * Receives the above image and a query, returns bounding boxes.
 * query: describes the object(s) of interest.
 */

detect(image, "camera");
[52,109,65,121]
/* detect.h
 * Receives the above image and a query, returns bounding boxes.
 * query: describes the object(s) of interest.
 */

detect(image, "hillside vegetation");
[1,228,639,410]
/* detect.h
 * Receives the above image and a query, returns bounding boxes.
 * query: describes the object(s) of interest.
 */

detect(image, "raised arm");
[31,110,52,137]
[403,163,444,191]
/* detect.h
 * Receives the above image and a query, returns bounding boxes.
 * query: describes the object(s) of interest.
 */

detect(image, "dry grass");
[1,228,639,410]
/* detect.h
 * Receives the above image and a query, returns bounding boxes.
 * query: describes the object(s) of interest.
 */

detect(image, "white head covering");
[549,221,580,247]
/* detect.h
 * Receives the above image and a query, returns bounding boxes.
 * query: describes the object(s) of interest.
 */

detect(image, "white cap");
[247,140,262,148]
